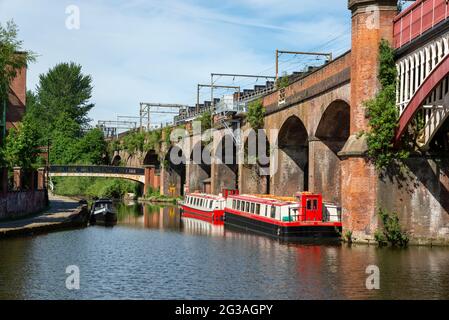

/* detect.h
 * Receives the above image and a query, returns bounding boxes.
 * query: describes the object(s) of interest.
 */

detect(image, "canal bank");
[0,194,89,239]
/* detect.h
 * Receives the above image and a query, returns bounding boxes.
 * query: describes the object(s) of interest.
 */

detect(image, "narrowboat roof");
[227,194,297,206]
[186,193,225,200]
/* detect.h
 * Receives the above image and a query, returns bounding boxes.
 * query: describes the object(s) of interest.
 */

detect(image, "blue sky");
[0,0,351,125]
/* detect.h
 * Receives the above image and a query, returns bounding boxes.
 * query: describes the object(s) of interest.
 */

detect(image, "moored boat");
[90,199,117,226]
[223,192,342,240]
[180,190,238,224]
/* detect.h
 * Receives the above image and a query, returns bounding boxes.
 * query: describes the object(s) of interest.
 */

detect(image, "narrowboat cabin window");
[250,203,255,214]
[256,204,260,215]
[232,200,236,209]
[209,200,214,209]
[245,202,250,212]
[270,206,276,219]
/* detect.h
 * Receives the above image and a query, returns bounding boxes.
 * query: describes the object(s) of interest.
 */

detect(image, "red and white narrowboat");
[224,192,342,239]
[180,190,237,224]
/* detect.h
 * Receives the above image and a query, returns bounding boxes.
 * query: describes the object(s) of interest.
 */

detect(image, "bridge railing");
[49,165,145,175]
[394,0,449,49]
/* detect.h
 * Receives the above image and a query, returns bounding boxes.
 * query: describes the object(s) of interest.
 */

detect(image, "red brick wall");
[6,65,27,130]
[263,52,351,111]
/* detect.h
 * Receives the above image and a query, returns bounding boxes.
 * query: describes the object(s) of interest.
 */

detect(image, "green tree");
[48,113,81,164]
[27,62,94,143]
[75,128,107,164]
[1,116,40,168]
[0,20,36,142]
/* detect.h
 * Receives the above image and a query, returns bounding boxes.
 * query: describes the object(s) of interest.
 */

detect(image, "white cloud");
[0,0,350,124]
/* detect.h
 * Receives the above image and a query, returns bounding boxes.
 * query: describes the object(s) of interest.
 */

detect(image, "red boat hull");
[181,205,224,224]
[224,208,342,240]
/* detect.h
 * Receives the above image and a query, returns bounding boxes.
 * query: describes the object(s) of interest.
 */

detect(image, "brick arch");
[163,146,186,196]
[111,154,122,166]
[315,99,350,152]
[143,149,160,168]
[188,141,211,193]
[310,99,350,204]
[212,133,238,194]
[240,129,271,195]
[272,115,309,196]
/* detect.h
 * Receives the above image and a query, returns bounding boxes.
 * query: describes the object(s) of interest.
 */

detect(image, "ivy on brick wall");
[365,39,409,170]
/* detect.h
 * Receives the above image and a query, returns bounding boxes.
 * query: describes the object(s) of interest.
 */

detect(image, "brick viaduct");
[111,0,449,244]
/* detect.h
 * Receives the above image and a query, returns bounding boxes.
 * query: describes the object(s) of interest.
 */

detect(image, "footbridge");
[49,165,145,184]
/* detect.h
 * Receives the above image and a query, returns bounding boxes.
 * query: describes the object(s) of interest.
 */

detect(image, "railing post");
[13,167,22,191]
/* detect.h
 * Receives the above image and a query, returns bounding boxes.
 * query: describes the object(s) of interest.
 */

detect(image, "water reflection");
[0,201,449,299]
[181,217,224,237]
[114,202,181,230]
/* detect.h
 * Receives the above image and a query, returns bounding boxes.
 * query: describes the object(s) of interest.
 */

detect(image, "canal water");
[1,201,449,300]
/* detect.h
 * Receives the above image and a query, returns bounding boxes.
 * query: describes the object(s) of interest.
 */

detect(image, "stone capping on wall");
[348,0,398,14]
[262,50,351,115]
[269,68,351,115]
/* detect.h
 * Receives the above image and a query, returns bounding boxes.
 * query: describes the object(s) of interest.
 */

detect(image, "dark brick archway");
[272,115,309,196]
[212,134,238,194]
[312,100,350,204]
[188,142,211,193]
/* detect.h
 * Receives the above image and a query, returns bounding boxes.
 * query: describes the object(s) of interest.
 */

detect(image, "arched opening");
[314,100,350,204]
[111,154,122,166]
[213,134,238,194]
[273,115,308,196]
[189,142,211,193]
[163,146,186,196]
[241,129,271,194]
[143,150,160,168]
